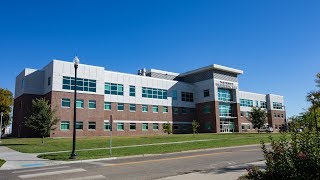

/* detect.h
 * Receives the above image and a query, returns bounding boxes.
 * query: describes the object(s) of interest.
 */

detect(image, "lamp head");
[73,56,80,66]
[0,112,3,116]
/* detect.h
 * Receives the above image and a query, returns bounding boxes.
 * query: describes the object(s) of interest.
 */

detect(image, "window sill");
[104,129,111,131]
[130,129,136,131]
[88,129,96,131]
[60,129,70,131]
[117,129,124,131]
[61,107,70,109]
[88,108,96,110]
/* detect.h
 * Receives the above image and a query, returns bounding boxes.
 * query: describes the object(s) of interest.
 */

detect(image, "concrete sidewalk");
[0,145,63,170]
[160,161,266,180]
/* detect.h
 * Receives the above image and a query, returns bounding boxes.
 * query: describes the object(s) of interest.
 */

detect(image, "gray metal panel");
[176,70,214,83]
[147,72,178,80]
[213,70,238,82]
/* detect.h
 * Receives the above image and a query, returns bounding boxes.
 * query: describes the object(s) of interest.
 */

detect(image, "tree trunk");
[42,136,44,144]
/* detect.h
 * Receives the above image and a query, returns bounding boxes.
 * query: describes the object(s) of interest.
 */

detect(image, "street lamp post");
[0,112,3,143]
[70,56,80,159]
[282,105,288,132]
[310,95,318,134]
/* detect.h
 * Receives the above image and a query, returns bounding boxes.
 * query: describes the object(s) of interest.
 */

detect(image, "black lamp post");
[70,56,80,159]
[310,95,318,134]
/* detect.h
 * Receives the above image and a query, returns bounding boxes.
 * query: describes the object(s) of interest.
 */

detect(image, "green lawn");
[0,159,6,167]
[2,133,285,160]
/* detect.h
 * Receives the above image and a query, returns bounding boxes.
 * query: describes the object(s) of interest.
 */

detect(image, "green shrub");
[162,122,172,134]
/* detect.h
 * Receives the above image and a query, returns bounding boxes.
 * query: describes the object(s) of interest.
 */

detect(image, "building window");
[246,112,250,118]
[181,107,187,114]
[142,87,167,99]
[48,77,51,86]
[260,101,267,108]
[219,104,232,117]
[218,88,232,102]
[281,114,284,118]
[142,123,148,131]
[153,123,159,130]
[130,85,135,97]
[130,123,136,131]
[63,76,96,92]
[173,124,179,130]
[60,121,70,130]
[88,100,96,109]
[256,101,259,107]
[240,112,244,117]
[189,108,195,114]
[240,99,253,107]
[203,89,210,97]
[76,99,84,108]
[173,107,179,114]
[172,90,177,100]
[88,122,96,130]
[104,82,124,95]
[203,105,210,114]
[181,92,193,102]
[21,79,24,89]
[117,123,124,131]
[76,121,83,130]
[129,104,136,112]
[274,113,277,118]
[117,103,124,111]
[182,124,188,130]
[104,102,111,110]
[152,106,158,113]
[241,124,245,130]
[104,122,111,131]
[142,105,148,112]
[163,106,168,113]
[205,122,211,130]
[273,102,283,109]
[61,98,71,108]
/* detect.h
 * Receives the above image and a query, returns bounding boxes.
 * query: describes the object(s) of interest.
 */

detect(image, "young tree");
[162,122,172,134]
[25,98,59,144]
[191,120,200,136]
[247,107,267,133]
[0,88,14,134]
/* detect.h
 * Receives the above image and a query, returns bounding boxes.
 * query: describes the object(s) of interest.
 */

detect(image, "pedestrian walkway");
[0,145,63,170]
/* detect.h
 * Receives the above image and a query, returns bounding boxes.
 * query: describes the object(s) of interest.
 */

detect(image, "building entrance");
[220,119,235,133]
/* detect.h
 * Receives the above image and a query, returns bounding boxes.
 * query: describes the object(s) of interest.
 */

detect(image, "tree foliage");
[191,120,200,136]
[162,122,172,134]
[25,98,59,143]
[0,88,14,133]
[247,107,267,132]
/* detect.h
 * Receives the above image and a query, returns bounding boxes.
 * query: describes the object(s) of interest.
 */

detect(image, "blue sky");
[0,0,319,117]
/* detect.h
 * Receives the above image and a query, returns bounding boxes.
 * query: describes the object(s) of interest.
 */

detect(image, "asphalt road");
[0,145,265,180]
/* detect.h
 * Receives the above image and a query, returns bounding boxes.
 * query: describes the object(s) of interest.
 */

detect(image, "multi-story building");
[12,60,286,137]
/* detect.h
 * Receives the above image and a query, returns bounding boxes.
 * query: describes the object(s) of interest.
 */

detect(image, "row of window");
[240,99,253,107]
[62,76,97,92]
[62,98,96,109]
[274,113,284,118]
[218,89,233,102]
[142,87,168,99]
[60,121,190,131]
[219,104,232,117]
[273,102,283,109]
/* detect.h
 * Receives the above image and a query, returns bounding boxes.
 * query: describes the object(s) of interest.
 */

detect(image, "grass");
[38,134,282,160]
[0,159,6,167]
[2,133,283,154]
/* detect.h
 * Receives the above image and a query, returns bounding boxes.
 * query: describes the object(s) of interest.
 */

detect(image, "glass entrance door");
[220,119,235,133]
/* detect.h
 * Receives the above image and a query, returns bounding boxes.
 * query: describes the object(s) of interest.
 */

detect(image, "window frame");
[153,123,159,130]
[61,98,71,108]
[60,121,70,130]
[129,104,136,112]
[152,105,159,113]
[88,122,96,130]
[104,102,111,110]
[117,122,124,131]
[76,99,84,109]
[88,100,96,109]
[76,121,83,130]
[142,123,148,131]
[203,89,210,97]
[117,103,124,111]
[129,123,136,131]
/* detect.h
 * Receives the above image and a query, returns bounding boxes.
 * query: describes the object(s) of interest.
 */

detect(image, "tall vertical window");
[104,82,124,95]
[61,98,71,108]
[153,123,159,130]
[240,99,253,107]
[163,106,168,113]
[117,103,124,111]
[117,123,124,131]
[129,86,135,97]
[142,87,167,99]
[172,90,178,100]
[129,104,136,112]
[21,79,25,89]
[181,107,187,114]
[255,101,259,107]
[104,121,111,131]
[76,99,84,108]
[63,76,96,92]
[181,92,194,102]
[246,112,250,118]
[218,88,232,101]
[273,102,283,109]
[203,89,210,97]
[152,106,159,113]
[48,77,51,86]
[60,121,70,130]
[104,102,111,110]
[88,100,96,109]
[203,105,210,114]
[173,107,179,114]
[142,105,148,112]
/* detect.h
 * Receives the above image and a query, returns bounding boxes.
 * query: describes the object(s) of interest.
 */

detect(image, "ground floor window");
[142,123,148,130]
[88,122,96,130]
[153,123,159,130]
[173,124,179,130]
[76,121,83,130]
[204,122,211,130]
[220,119,234,133]
[104,122,111,131]
[117,123,124,131]
[60,121,70,130]
[182,124,188,130]
[130,123,136,130]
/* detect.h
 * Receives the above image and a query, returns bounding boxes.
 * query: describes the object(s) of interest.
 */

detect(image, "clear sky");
[0,0,319,117]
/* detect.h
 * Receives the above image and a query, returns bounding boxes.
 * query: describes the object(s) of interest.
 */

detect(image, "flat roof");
[179,64,243,77]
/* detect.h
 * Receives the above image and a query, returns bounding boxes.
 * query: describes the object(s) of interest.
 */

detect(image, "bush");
[162,122,172,134]
[243,131,320,179]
